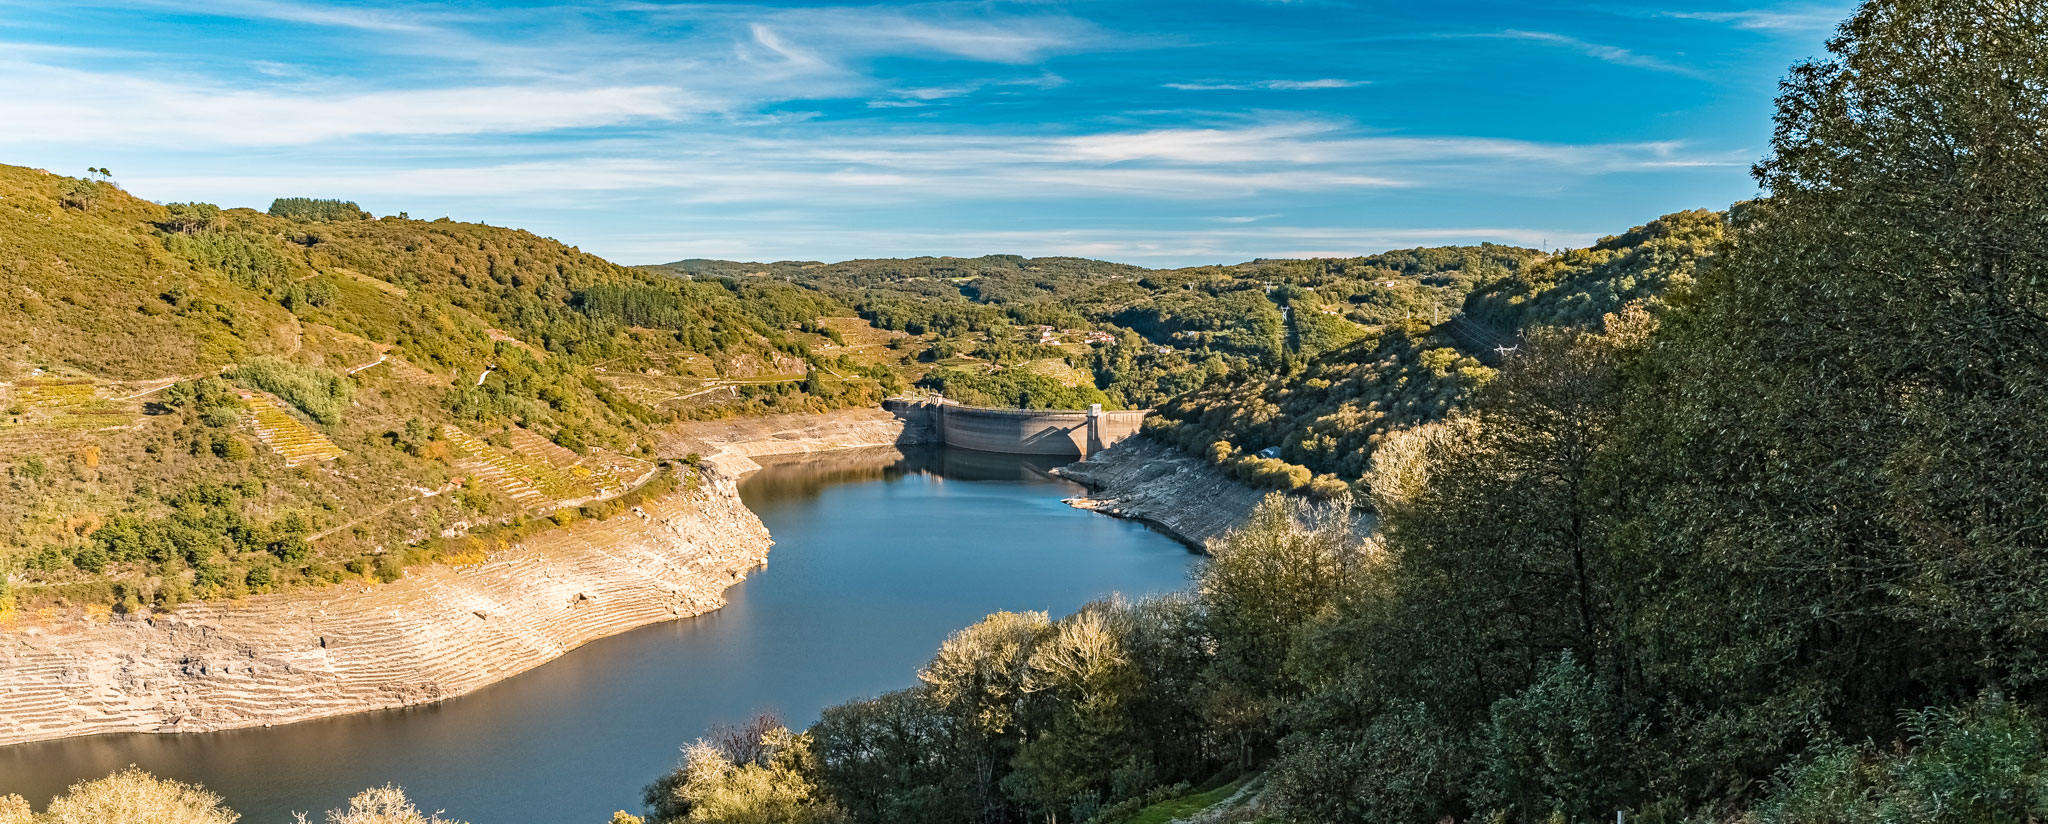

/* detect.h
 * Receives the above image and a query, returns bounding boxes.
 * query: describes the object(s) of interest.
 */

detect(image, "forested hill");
[651,246,1543,411]
[1147,208,1727,496]
[0,163,895,614]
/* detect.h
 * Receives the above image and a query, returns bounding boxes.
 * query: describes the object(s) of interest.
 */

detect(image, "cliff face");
[0,468,769,747]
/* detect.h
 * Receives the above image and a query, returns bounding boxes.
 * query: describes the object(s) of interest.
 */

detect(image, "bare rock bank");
[0,469,769,747]
[1055,437,1378,550]
[1050,437,1276,549]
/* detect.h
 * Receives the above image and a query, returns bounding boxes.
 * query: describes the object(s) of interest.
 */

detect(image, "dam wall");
[883,398,1148,457]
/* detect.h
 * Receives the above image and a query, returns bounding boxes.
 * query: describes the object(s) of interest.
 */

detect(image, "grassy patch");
[1114,777,1250,824]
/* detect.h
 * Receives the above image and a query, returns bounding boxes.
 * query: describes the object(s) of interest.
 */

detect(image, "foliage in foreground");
[648,2,2048,820]
[0,770,465,824]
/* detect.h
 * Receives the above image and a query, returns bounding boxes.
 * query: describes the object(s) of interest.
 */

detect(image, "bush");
[1475,654,1641,822]
[0,795,29,824]
[1266,704,1463,824]
[650,727,836,824]
[320,785,465,824]
[40,767,238,824]
[1751,696,2048,824]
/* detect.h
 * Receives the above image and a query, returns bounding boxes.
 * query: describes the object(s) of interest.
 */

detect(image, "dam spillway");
[883,398,1148,457]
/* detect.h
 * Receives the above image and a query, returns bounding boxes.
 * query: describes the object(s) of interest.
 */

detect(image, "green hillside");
[0,164,893,613]
[1145,209,1728,497]
[654,245,1541,410]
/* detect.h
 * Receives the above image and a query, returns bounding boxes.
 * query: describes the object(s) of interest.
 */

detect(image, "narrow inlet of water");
[0,446,1197,824]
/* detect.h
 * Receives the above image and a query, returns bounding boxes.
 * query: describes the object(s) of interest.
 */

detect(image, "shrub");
[41,767,239,824]
[0,795,29,824]
[658,729,835,824]
[1751,696,2048,824]
[321,785,464,824]
[1475,654,1641,822]
[1266,704,1464,824]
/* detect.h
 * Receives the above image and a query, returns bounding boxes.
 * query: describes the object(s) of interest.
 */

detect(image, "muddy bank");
[0,469,769,747]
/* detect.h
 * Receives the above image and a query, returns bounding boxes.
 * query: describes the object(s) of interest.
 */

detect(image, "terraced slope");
[0,377,136,451]
[240,392,343,466]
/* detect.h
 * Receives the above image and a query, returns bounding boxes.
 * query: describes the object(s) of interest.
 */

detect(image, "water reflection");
[744,444,1071,498]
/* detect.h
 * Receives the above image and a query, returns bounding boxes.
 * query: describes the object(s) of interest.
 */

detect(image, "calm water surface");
[0,447,1196,823]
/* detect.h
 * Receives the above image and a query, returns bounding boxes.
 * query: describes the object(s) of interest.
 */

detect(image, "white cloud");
[593,224,1608,266]
[0,62,693,146]
[1662,8,1846,32]
[110,120,1739,213]
[67,0,451,34]
[1486,30,1704,78]
[1165,78,1368,91]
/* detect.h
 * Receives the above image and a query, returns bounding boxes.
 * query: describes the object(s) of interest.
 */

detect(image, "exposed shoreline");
[0,408,929,748]
[1050,436,1276,550]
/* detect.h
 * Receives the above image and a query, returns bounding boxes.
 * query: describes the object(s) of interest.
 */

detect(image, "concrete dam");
[884,398,1149,457]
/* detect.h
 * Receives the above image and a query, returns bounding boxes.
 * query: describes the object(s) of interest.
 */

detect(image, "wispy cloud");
[1481,30,1705,78]
[1166,78,1368,91]
[81,0,452,34]
[867,72,1068,107]
[113,120,1740,212]
[1661,7,1847,32]
[0,0,1785,265]
[593,224,1608,266]
[0,61,693,145]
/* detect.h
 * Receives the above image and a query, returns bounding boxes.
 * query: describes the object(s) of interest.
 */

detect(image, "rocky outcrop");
[1056,436,1362,549]
[1051,437,1274,549]
[0,468,769,747]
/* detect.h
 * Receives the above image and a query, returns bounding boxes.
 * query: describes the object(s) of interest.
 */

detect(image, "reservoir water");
[0,446,1197,823]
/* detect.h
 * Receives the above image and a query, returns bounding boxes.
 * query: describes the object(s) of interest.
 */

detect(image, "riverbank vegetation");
[643,3,2048,821]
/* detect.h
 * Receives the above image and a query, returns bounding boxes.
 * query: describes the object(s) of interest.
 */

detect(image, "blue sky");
[0,0,1851,266]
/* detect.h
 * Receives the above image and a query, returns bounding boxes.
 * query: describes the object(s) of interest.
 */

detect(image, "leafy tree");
[1195,495,1362,763]
[1605,0,2048,780]
[159,202,223,234]
[810,687,976,824]
[652,727,835,824]
[268,197,369,221]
